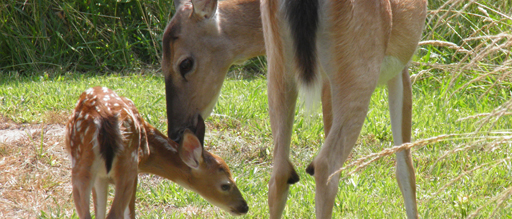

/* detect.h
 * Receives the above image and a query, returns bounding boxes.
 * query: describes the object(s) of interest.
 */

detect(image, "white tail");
[65,86,248,219]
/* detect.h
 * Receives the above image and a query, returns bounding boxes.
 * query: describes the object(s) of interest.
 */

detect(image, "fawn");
[65,86,248,219]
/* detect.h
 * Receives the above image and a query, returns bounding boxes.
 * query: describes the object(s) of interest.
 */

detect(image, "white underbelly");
[378,56,405,86]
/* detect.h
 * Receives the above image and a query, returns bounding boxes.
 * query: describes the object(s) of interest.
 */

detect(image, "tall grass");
[333,0,512,217]
[416,0,512,95]
[0,0,175,73]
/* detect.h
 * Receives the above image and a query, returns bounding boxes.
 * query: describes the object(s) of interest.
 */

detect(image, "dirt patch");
[0,123,72,218]
[0,122,226,217]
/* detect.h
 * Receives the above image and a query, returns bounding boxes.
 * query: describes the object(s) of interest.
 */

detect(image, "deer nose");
[170,129,184,143]
[238,200,249,214]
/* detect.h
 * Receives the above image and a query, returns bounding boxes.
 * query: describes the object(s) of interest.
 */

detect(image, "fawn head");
[173,115,249,215]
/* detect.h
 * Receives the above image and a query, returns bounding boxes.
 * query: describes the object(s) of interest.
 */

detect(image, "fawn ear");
[191,0,218,19]
[179,129,204,169]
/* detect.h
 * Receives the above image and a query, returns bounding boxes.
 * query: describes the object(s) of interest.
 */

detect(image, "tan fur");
[162,0,265,124]
[66,87,248,219]
[399,68,418,214]
[261,0,426,218]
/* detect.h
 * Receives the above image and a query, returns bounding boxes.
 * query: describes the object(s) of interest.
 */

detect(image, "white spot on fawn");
[91,135,99,149]
[86,88,94,95]
[91,118,101,149]
[75,120,82,131]
[79,111,86,119]
[85,126,90,136]
[102,87,109,93]
[132,149,138,162]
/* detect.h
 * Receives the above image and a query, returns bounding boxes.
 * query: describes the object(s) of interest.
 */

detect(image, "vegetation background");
[0,0,511,218]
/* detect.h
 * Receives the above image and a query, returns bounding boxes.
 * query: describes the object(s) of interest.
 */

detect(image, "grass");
[1,0,511,218]
[1,68,511,218]
[0,0,174,73]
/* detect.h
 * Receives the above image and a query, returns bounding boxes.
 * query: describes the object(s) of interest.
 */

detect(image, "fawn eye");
[179,58,194,78]
[221,184,231,191]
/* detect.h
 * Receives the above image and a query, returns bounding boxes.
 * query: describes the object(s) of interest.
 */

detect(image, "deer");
[162,0,427,218]
[65,86,248,219]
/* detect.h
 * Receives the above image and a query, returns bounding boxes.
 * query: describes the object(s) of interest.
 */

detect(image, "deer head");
[162,0,264,141]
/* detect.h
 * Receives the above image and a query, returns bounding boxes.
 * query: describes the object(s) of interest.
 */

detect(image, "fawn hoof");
[287,167,300,184]
[306,162,315,176]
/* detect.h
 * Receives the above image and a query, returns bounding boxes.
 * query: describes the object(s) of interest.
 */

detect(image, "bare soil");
[0,120,72,218]
[0,119,222,218]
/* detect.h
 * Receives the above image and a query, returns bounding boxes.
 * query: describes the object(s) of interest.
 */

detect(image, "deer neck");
[218,0,265,64]
[137,126,190,184]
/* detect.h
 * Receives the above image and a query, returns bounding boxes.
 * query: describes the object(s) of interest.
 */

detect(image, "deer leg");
[106,157,137,219]
[387,68,418,218]
[92,176,109,219]
[308,69,378,218]
[72,160,95,219]
[266,55,300,219]
[321,78,333,138]
[128,177,138,219]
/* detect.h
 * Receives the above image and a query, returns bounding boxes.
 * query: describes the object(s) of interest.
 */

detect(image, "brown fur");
[66,87,248,218]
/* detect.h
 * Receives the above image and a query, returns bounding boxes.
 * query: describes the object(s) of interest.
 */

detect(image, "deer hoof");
[306,162,315,176]
[287,168,300,184]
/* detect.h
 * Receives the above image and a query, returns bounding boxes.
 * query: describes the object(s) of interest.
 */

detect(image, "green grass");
[1,0,511,218]
[0,0,175,73]
[1,70,510,218]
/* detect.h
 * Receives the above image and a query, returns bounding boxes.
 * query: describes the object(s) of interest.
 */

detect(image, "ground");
[0,118,71,218]
[0,116,227,218]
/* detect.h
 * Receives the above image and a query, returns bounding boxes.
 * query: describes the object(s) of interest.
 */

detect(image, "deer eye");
[179,58,194,78]
[221,184,231,191]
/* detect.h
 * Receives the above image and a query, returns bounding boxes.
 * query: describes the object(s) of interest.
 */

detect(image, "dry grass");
[331,0,512,216]
[0,122,72,218]
[0,116,223,218]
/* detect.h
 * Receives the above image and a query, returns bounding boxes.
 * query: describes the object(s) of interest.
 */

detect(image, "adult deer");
[262,0,427,218]
[65,86,248,219]
[162,0,426,218]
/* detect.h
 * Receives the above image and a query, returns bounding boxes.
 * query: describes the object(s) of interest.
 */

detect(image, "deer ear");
[179,129,204,169]
[191,0,218,19]
[194,114,205,146]
[174,0,181,9]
